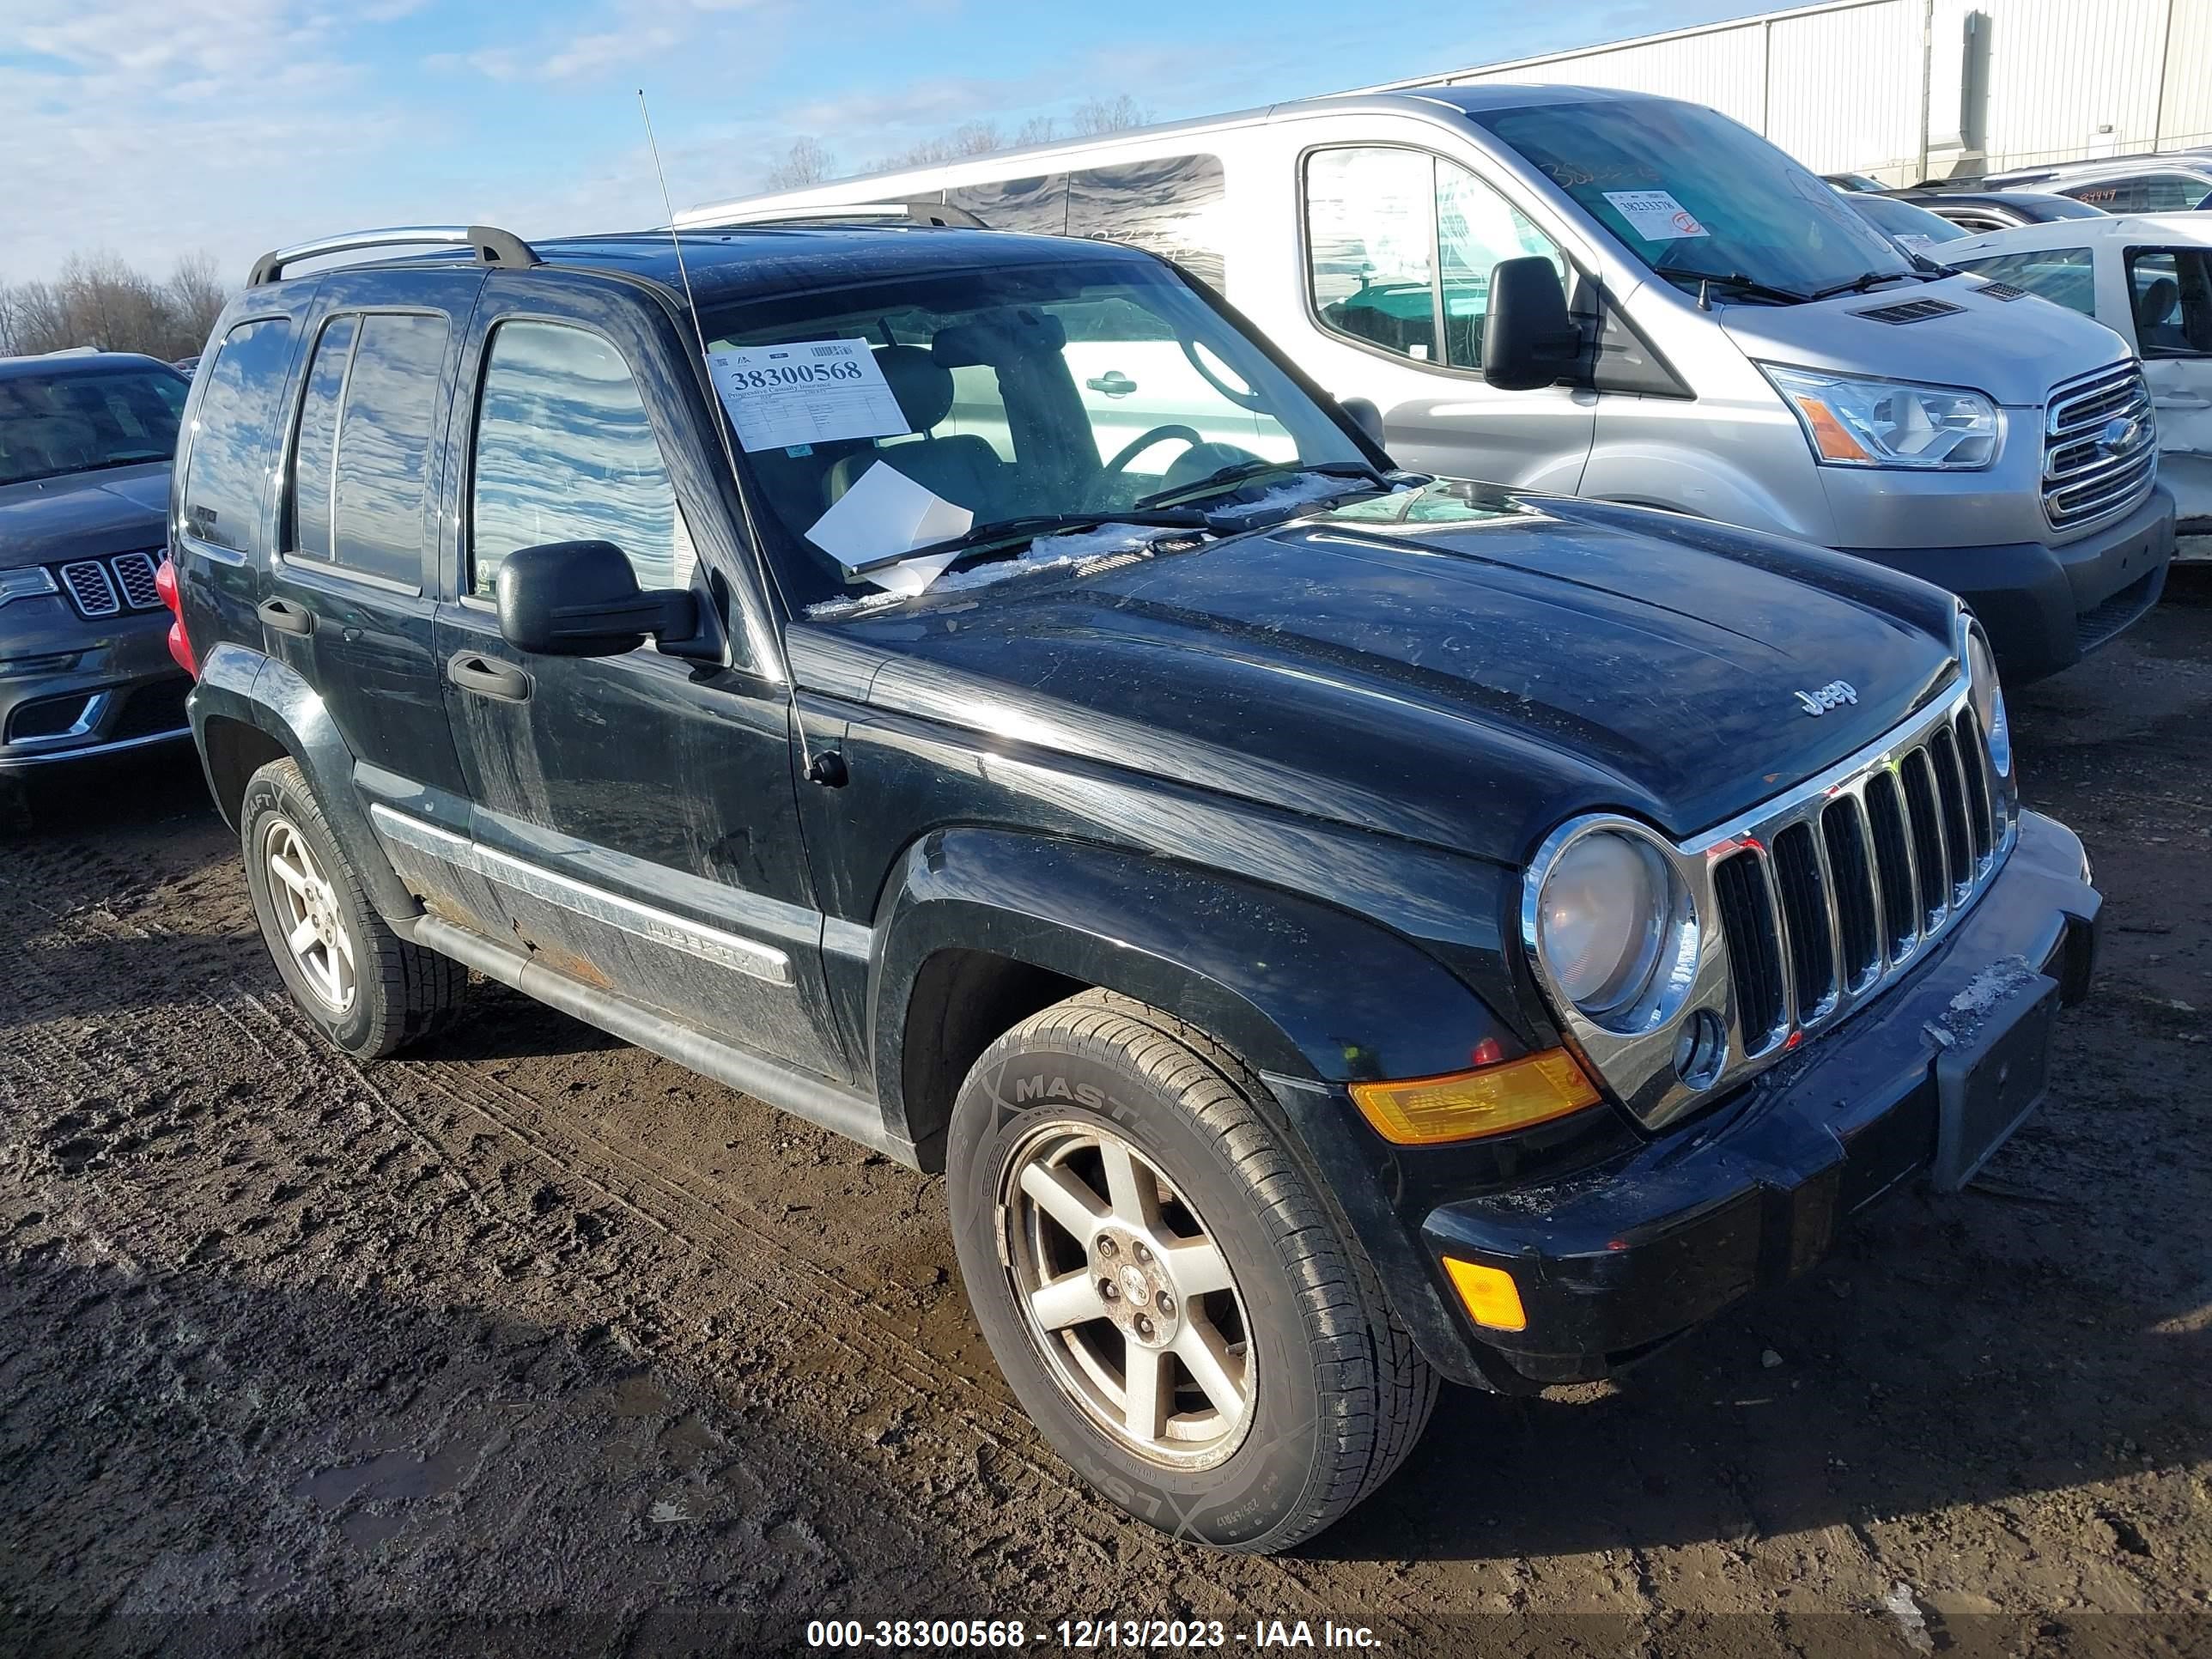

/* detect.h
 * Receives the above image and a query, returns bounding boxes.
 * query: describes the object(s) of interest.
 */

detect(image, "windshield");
[702,257,1371,611]
[1844,193,1970,253]
[0,366,188,488]
[1473,99,1920,300]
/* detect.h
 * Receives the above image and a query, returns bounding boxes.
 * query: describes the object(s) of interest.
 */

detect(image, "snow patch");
[1926,955,2038,1048]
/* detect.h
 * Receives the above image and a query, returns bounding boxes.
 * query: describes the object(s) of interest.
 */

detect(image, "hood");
[805,483,1960,862]
[0,462,171,571]
[1715,273,2130,405]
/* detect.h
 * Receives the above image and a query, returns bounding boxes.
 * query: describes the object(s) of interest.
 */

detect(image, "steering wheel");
[1103,423,1203,477]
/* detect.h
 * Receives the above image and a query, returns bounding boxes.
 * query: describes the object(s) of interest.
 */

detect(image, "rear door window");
[180,317,296,553]
[1951,247,2097,316]
[285,313,360,562]
[2124,247,2212,356]
[2063,173,2212,212]
[327,313,448,587]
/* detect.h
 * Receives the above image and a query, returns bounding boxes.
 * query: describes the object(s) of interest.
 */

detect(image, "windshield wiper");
[1803,269,1917,301]
[1656,268,1809,307]
[1133,459,1389,511]
[847,509,1206,578]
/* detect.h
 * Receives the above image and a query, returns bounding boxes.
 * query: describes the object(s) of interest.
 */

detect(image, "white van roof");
[677,84,1672,229]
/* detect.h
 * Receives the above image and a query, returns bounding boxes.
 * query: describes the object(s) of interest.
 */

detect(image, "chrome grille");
[52,551,167,620]
[2044,363,2157,529]
[1710,695,2010,1073]
[57,561,119,617]
[1524,681,2017,1133]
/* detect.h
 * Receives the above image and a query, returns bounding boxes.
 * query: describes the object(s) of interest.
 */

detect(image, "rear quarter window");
[180,318,297,553]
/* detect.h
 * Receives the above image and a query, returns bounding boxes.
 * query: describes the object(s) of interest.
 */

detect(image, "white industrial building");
[1356,0,2212,185]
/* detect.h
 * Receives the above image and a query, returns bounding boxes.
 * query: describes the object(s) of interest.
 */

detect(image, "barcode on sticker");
[810,345,844,357]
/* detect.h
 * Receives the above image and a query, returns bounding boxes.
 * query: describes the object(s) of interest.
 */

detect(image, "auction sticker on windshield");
[707,338,910,453]
[1601,189,1708,240]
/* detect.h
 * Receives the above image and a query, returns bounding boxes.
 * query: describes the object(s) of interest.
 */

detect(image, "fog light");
[1443,1258,1527,1332]
[1349,1048,1601,1146]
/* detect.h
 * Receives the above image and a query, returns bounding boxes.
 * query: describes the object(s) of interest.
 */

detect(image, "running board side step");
[404,913,919,1170]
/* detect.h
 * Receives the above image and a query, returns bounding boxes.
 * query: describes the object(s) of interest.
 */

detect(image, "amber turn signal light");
[1348,1048,1601,1146]
[1443,1257,1528,1332]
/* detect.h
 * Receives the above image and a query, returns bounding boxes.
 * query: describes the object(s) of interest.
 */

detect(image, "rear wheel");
[947,989,1437,1552]
[240,757,464,1059]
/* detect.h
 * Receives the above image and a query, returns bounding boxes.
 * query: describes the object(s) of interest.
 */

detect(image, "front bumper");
[1420,809,2099,1385]
[0,601,190,773]
[1840,486,2173,683]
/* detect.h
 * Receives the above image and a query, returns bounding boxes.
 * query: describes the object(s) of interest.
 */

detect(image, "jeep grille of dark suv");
[56,550,167,620]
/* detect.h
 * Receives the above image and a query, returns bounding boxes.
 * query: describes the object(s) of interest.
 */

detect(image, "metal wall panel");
[1446,25,1769,134]
[2160,0,2212,149]
[1978,0,2172,170]
[1765,0,1923,173]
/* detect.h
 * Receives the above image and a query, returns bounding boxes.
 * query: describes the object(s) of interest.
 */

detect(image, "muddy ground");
[2,584,2208,1658]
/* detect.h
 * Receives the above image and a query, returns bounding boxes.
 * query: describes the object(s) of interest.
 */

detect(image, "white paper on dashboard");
[1601,189,1708,240]
[706,337,910,453]
[805,460,974,594]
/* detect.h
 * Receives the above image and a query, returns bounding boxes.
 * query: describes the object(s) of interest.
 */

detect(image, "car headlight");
[1964,619,2012,778]
[1761,364,1998,470]
[0,567,59,611]
[1531,826,1693,1026]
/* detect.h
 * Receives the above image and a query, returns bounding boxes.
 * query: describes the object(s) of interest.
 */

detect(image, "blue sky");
[3,0,1769,284]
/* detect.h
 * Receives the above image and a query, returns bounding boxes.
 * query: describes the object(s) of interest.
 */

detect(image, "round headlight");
[1966,627,2011,777]
[1537,830,1669,1014]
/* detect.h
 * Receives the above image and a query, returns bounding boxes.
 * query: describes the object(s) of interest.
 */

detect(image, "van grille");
[1712,702,2007,1063]
[2044,364,2158,529]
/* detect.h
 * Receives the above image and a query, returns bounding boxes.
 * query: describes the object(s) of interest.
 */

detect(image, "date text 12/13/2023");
[803,1618,1383,1649]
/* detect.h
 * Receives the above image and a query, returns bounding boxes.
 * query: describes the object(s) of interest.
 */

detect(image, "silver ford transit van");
[684,85,2175,679]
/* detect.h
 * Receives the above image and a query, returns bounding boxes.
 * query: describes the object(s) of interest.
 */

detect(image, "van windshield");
[1472,99,1922,302]
[702,257,1376,612]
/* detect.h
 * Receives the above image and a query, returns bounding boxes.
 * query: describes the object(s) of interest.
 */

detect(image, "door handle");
[1085,370,1137,398]
[447,651,532,702]
[257,597,314,636]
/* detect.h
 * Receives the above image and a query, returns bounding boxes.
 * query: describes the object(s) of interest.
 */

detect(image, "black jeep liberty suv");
[168,221,2100,1552]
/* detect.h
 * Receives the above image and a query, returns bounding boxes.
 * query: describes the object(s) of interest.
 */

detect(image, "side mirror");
[1481,257,1582,392]
[1338,395,1388,450]
[495,540,702,659]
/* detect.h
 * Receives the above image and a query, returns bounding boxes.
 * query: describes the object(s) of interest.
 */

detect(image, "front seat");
[2134,275,2184,349]
[827,345,1006,517]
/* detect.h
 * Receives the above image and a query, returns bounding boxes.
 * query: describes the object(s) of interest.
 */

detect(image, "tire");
[239,757,464,1060]
[946,988,1437,1553]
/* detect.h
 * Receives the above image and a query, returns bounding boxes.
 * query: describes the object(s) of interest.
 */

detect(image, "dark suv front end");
[0,355,192,775]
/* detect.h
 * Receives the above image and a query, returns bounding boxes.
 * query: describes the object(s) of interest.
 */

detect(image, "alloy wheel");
[264,817,356,1014]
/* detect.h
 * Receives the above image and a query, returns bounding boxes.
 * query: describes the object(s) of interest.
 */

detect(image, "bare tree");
[1072,94,1150,135]
[0,250,236,361]
[1016,114,1059,147]
[765,136,839,190]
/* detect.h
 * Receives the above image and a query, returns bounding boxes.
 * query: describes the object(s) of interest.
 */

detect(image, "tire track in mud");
[2,854,1449,1634]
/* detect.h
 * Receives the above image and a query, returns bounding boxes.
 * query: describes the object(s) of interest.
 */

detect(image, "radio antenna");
[636,88,831,782]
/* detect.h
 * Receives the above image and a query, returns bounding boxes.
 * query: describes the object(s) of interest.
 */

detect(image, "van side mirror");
[1482,257,1582,392]
[1338,396,1388,450]
[495,540,703,659]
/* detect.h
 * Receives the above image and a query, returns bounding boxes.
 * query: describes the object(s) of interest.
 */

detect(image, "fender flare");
[189,643,420,923]
[866,828,1532,1388]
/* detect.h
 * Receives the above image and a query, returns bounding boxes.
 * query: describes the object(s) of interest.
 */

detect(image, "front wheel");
[947,990,1436,1552]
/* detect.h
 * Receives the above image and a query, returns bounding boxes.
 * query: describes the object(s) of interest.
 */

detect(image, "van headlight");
[1526,823,1698,1031]
[1964,619,2012,777]
[1761,364,1998,470]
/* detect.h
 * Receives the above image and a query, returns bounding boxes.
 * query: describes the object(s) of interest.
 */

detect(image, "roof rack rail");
[246,224,542,288]
[684,200,987,231]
